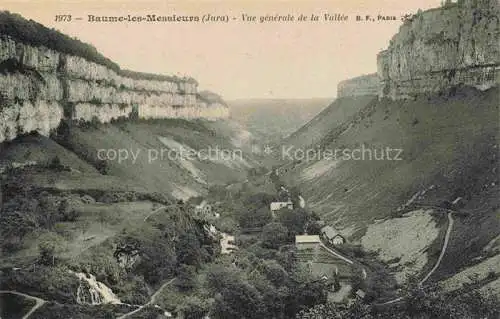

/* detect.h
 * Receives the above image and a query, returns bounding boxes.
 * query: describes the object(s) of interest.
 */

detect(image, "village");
[182,177,372,305]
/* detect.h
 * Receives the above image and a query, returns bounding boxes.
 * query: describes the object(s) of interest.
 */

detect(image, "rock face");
[361,209,440,284]
[337,74,379,97]
[0,36,229,143]
[377,0,500,99]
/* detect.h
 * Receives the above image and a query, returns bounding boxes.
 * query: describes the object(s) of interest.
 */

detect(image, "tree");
[305,220,322,235]
[261,222,289,249]
[118,225,176,284]
[176,231,203,268]
[49,156,63,170]
[296,303,345,319]
[175,264,198,291]
[58,199,79,222]
[38,232,65,266]
[205,265,267,318]
[212,279,267,319]
[261,260,289,287]
[401,282,500,319]
[238,206,272,229]
[178,296,211,319]
[243,193,275,211]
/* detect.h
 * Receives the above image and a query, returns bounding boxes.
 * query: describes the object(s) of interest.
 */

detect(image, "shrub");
[48,156,63,170]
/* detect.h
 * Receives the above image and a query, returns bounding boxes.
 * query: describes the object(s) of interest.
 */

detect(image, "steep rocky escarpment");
[337,74,379,97]
[282,85,499,281]
[377,0,500,99]
[0,28,227,144]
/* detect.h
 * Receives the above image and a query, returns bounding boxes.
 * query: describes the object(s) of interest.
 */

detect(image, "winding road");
[116,277,176,319]
[313,196,457,307]
[0,276,176,319]
[319,242,354,265]
[0,290,46,319]
[419,212,454,286]
[143,205,168,222]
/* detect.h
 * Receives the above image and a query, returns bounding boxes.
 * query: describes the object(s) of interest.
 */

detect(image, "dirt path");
[0,290,46,319]
[116,278,176,319]
[143,205,168,222]
[375,296,404,306]
[319,242,354,265]
[419,212,454,285]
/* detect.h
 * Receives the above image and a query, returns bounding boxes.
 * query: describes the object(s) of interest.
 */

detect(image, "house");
[270,200,293,219]
[321,226,346,246]
[189,198,220,220]
[194,200,212,215]
[270,200,293,212]
[295,235,321,251]
[221,233,238,254]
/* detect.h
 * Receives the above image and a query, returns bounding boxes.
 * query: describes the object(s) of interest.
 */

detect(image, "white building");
[221,233,238,254]
[295,235,321,251]
[270,201,293,212]
[270,200,293,219]
[194,200,212,215]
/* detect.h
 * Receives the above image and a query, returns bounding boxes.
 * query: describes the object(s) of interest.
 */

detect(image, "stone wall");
[377,0,500,99]
[0,36,228,143]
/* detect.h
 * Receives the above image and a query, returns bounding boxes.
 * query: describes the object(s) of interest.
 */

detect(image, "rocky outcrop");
[377,0,500,99]
[337,74,379,97]
[0,36,228,143]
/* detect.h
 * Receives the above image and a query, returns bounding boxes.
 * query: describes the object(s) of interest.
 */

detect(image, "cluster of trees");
[236,192,275,229]
[0,189,81,253]
[202,249,329,319]
[2,265,80,303]
[114,209,219,288]
[181,188,337,318]
[234,190,321,235]
[155,187,335,318]
[297,282,500,319]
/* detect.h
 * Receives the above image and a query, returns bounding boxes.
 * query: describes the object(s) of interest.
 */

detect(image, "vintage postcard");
[0,0,499,318]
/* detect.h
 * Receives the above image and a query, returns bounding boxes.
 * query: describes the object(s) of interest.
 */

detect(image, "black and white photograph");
[0,0,499,318]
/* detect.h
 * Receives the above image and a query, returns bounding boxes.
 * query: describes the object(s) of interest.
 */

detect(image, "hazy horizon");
[3,0,441,99]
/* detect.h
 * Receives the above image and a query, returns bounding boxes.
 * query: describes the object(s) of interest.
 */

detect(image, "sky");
[3,0,441,99]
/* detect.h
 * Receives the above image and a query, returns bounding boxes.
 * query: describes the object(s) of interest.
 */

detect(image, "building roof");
[295,235,321,244]
[270,201,293,211]
[321,226,341,240]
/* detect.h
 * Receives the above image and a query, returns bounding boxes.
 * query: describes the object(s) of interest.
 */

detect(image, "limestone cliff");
[0,35,228,143]
[337,74,379,97]
[377,0,500,99]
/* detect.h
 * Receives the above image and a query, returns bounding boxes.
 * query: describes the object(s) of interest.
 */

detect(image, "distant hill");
[284,95,375,149]
[0,118,256,200]
[228,98,331,144]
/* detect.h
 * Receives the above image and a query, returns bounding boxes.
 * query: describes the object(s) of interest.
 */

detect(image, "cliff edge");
[377,0,499,99]
[337,74,379,97]
[0,11,228,144]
